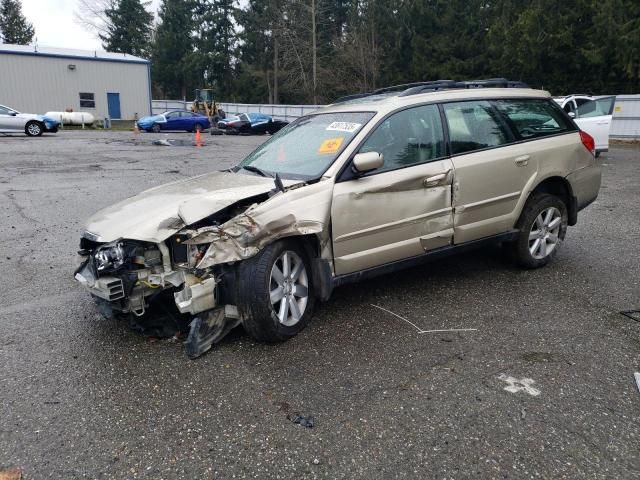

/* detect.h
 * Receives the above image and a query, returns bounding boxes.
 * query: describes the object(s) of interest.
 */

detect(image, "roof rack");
[332,78,529,104]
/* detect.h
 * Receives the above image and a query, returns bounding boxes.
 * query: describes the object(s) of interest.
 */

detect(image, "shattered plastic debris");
[152,138,172,146]
[288,413,315,428]
[634,373,640,394]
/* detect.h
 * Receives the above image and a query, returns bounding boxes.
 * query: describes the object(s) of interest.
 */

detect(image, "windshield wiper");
[241,165,272,178]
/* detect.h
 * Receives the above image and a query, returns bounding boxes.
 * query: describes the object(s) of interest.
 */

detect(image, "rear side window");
[493,99,574,139]
[443,101,512,155]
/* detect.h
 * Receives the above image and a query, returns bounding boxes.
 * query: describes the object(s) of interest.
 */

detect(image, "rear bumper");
[566,163,602,212]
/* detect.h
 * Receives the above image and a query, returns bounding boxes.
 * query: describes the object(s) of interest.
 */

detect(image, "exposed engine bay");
[74,196,268,358]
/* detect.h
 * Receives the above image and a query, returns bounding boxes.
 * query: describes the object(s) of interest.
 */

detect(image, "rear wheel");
[25,121,43,137]
[509,193,568,269]
[237,240,315,342]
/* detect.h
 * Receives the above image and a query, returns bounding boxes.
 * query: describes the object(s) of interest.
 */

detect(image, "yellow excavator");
[191,89,225,121]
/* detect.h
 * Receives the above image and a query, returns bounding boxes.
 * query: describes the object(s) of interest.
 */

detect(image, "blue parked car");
[138,110,211,133]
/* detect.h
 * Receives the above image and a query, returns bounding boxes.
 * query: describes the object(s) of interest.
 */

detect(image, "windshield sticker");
[326,122,361,133]
[318,137,344,154]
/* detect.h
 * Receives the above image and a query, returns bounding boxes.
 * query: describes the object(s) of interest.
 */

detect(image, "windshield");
[238,111,374,179]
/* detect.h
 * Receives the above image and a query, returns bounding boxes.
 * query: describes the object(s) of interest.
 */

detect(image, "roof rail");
[332,78,529,104]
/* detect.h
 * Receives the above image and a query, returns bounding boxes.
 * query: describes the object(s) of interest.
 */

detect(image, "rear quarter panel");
[509,132,590,227]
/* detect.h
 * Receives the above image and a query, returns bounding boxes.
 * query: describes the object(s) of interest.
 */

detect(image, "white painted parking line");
[370,304,478,335]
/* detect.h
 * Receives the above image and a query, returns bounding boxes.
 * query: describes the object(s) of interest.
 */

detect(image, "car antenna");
[274,173,285,193]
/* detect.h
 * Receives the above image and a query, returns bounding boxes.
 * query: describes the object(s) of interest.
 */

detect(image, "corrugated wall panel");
[0,53,150,120]
[611,95,640,139]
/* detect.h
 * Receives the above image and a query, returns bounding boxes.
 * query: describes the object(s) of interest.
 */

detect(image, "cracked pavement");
[1,131,639,479]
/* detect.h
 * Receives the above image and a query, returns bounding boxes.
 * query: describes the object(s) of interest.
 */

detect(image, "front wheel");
[25,121,43,137]
[509,193,568,269]
[151,123,161,133]
[237,240,315,343]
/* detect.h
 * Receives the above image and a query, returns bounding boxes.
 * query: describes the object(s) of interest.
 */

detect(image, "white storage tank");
[46,111,95,126]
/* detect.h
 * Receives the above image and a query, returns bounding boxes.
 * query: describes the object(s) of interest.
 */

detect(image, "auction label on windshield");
[318,137,344,154]
[326,122,361,133]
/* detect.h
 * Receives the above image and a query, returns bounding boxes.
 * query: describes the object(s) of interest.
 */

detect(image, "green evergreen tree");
[193,0,236,98]
[0,0,34,45]
[152,0,197,99]
[99,0,153,57]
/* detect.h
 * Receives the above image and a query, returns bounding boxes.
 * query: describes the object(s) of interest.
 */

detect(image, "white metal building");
[0,44,151,121]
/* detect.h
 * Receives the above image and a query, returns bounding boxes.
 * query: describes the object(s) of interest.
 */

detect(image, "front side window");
[239,112,374,179]
[443,100,512,154]
[79,92,95,108]
[359,104,445,172]
[0,105,11,115]
[494,99,574,139]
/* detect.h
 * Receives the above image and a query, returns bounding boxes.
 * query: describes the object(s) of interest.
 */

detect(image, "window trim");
[337,96,579,181]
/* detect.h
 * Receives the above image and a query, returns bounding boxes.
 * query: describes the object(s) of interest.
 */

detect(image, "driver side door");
[331,104,455,275]
[0,106,23,132]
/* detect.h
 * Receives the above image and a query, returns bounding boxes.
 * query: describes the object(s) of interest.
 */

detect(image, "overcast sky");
[20,0,161,51]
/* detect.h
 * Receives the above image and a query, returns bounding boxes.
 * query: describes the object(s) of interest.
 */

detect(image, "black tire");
[194,123,204,132]
[509,193,568,269]
[25,121,43,137]
[151,123,161,133]
[237,240,316,343]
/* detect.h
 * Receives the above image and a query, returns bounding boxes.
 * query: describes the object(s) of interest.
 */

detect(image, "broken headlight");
[94,242,125,272]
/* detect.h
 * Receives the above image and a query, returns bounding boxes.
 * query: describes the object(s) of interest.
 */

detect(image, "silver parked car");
[0,104,60,136]
[74,79,601,357]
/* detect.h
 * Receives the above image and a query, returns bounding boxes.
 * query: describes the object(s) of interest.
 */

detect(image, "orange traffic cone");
[195,129,202,147]
[133,121,140,135]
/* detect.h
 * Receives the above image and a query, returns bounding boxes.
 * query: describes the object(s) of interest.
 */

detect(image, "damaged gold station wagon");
[75,79,601,358]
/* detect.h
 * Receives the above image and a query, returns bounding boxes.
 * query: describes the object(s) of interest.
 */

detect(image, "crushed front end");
[74,231,240,358]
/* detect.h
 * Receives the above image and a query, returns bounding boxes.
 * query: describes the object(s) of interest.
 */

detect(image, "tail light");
[579,130,595,155]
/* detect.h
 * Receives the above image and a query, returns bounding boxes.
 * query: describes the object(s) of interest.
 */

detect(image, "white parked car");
[0,104,60,136]
[553,95,616,155]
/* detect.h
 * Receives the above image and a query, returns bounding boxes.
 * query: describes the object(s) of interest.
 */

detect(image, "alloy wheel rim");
[28,124,40,135]
[270,251,309,327]
[529,207,562,259]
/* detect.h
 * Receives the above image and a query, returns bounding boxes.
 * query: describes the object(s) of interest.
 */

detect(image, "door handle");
[423,173,447,187]
[515,155,530,166]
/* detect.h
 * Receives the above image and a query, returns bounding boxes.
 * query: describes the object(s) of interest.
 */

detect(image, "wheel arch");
[273,233,334,302]
[528,176,577,226]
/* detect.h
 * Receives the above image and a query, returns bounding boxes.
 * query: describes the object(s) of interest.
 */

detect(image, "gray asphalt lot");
[1,130,639,479]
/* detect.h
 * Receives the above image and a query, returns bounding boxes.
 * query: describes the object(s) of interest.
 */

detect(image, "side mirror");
[568,111,576,118]
[9,112,17,116]
[352,152,383,174]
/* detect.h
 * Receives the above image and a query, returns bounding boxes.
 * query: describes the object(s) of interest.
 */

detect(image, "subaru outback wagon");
[75,79,601,357]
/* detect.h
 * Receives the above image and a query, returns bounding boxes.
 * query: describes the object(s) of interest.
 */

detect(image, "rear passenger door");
[446,98,575,244]
[573,96,616,152]
[444,100,537,244]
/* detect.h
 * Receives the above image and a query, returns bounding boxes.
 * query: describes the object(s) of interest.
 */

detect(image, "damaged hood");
[84,171,295,243]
